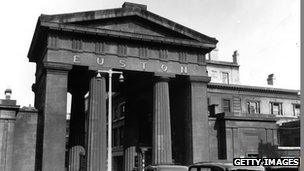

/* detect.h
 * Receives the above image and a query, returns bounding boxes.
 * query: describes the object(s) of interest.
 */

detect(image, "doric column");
[68,88,86,171]
[185,76,210,164]
[86,72,107,171]
[124,146,137,171]
[152,76,172,165]
[69,146,85,171]
[34,62,72,171]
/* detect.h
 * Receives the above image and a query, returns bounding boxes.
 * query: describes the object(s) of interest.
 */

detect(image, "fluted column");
[124,146,137,171]
[86,73,107,171]
[69,146,85,171]
[152,76,172,165]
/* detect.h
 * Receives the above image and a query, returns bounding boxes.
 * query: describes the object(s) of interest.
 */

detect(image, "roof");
[208,83,300,95]
[146,165,188,171]
[206,60,239,67]
[211,112,278,122]
[28,2,218,61]
[279,120,300,128]
[190,162,265,170]
[38,2,217,43]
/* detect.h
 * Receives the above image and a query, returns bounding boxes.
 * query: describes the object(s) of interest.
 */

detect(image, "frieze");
[95,42,106,54]
[47,35,58,48]
[48,35,206,65]
[139,46,148,59]
[46,49,207,76]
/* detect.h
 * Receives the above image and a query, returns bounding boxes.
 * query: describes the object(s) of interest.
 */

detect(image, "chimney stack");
[232,50,239,64]
[4,88,12,100]
[267,74,274,86]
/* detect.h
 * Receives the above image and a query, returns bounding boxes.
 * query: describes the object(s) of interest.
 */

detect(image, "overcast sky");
[0,0,300,107]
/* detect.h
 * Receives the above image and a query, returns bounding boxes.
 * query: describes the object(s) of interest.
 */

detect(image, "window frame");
[247,101,260,114]
[292,103,300,116]
[221,72,229,84]
[222,98,231,113]
[270,102,283,115]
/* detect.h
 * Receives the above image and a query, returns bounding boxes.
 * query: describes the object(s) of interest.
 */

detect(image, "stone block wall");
[12,108,37,171]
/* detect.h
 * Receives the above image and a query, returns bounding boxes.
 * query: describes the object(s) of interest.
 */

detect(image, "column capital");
[154,73,175,82]
[43,62,72,72]
[188,75,211,83]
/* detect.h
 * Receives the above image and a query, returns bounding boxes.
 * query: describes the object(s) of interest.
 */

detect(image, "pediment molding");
[38,6,218,44]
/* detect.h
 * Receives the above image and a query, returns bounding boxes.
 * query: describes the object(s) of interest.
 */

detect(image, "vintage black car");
[188,162,265,171]
[145,165,188,171]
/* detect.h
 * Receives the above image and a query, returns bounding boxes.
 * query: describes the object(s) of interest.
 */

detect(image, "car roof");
[264,165,299,169]
[146,165,188,169]
[190,162,265,170]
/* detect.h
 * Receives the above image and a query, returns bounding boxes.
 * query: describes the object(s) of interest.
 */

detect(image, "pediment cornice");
[38,6,218,44]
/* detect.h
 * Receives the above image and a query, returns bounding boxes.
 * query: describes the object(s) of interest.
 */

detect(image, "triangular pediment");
[71,16,197,41]
[39,3,218,45]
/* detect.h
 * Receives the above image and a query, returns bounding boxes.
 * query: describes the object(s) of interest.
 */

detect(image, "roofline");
[42,21,216,48]
[27,19,41,61]
[207,83,300,95]
[211,112,278,122]
[38,6,218,44]
[27,20,216,61]
[206,60,239,67]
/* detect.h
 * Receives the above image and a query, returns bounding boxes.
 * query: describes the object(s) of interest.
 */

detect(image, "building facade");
[28,2,216,170]
[0,90,37,171]
[0,2,299,171]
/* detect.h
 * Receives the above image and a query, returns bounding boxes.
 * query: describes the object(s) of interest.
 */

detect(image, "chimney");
[4,88,12,100]
[232,50,239,64]
[267,74,274,86]
[122,2,147,10]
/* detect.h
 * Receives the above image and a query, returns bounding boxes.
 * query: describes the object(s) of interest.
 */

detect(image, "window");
[293,104,300,116]
[113,128,118,147]
[119,126,124,146]
[270,102,283,115]
[114,101,126,120]
[247,101,260,114]
[222,72,229,84]
[222,99,231,112]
